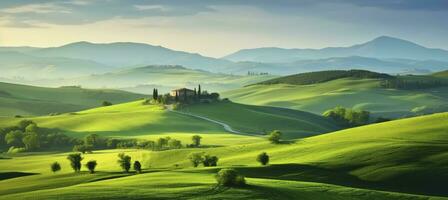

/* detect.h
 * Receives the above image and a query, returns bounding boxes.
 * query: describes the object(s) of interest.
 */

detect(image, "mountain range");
[1,36,448,90]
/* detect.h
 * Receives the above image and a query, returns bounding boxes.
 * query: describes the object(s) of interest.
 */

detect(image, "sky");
[0,0,447,57]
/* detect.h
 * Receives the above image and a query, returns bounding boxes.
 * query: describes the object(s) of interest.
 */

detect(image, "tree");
[215,168,246,187]
[73,144,92,154]
[203,154,219,167]
[191,135,202,147]
[168,139,182,149]
[85,160,97,173]
[84,134,101,149]
[188,152,205,167]
[134,161,142,173]
[67,153,83,172]
[22,133,40,151]
[198,84,201,99]
[117,153,131,172]
[50,162,61,173]
[175,91,179,102]
[25,123,39,133]
[102,101,112,106]
[257,152,269,165]
[5,130,23,146]
[18,120,35,131]
[153,88,157,100]
[268,130,282,144]
[157,137,168,149]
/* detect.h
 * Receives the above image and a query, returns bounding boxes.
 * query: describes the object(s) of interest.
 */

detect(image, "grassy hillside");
[179,101,340,139]
[0,82,145,117]
[433,70,448,77]
[1,112,447,199]
[223,78,448,118]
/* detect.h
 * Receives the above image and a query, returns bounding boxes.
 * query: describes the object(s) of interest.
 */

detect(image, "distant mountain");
[0,51,112,80]
[224,36,448,63]
[28,41,235,71]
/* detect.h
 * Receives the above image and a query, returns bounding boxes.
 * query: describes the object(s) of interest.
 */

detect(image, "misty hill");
[28,41,235,71]
[433,70,448,78]
[33,65,275,94]
[0,51,112,80]
[224,36,448,63]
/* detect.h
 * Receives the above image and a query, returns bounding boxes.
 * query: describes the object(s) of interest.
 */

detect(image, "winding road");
[166,106,262,137]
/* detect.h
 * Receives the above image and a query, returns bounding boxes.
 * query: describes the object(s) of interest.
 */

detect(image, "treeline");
[257,70,393,86]
[380,76,448,89]
[73,134,204,154]
[0,120,77,153]
[148,85,221,105]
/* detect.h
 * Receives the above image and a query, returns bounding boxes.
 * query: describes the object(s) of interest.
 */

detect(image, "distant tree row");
[323,106,370,127]
[380,78,448,90]
[0,120,78,153]
[72,134,204,153]
[247,71,269,76]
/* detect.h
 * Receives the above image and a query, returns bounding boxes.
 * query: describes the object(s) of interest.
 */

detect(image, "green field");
[1,109,447,199]
[0,82,145,117]
[223,78,448,118]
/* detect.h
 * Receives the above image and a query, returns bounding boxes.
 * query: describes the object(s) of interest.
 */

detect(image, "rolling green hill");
[433,70,448,77]
[178,101,340,139]
[0,82,145,117]
[0,111,447,199]
[223,74,448,118]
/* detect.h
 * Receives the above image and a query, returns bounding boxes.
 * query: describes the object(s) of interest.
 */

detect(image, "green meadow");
[223,78,448,118]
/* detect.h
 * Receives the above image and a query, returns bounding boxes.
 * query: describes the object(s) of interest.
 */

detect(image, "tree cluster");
[188,152,219,167]
[1,120,78,153]
[380,77,448,90]
[323,106,370,127]
[215,168,246,187]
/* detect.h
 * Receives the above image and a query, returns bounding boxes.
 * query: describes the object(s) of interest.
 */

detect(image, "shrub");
[257,152,269,166]
[268,130,282,144]
[134,161,142,173]
[102,101,113,106]
[215,168,246,187]
[67,153,83,172]
[51,162,61,173]
[86,160,97,173]
[117,153,131,172]
[7,146,26,154]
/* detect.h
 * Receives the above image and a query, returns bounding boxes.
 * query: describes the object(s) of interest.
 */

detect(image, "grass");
[1,112,447,199]
[223,78,448,118]
[179,101,341,139]
[0,82,145,117]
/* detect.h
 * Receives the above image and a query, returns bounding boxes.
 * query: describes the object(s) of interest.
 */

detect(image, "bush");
[7,146,26,154]
[257,152,269,166]
[86,160,97,173]
[191,135,202,147]
[51,162,61,173]
[215,169,246,187]
[134,161,142,173]
[102,101,113,106]
[67,153,83,172]
[117,153,131,172]
[268,130,282,144]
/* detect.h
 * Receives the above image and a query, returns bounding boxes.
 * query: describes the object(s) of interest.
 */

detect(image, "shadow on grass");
[0,172,38,181]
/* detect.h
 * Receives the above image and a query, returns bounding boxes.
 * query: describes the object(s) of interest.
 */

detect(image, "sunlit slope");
[0,82,145,116]
[179,101,340,138]
[146,112,448,196]
[223,78,448,117]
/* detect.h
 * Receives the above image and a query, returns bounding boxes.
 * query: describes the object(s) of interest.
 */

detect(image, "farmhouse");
[170,88,195,97]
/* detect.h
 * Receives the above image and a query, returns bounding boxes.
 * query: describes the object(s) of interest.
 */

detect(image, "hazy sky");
[1,0,447,57]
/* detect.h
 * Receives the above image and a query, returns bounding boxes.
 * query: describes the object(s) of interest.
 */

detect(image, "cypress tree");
[198,85,201,99]
[175,91,179,102]
[183,89,187,101]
